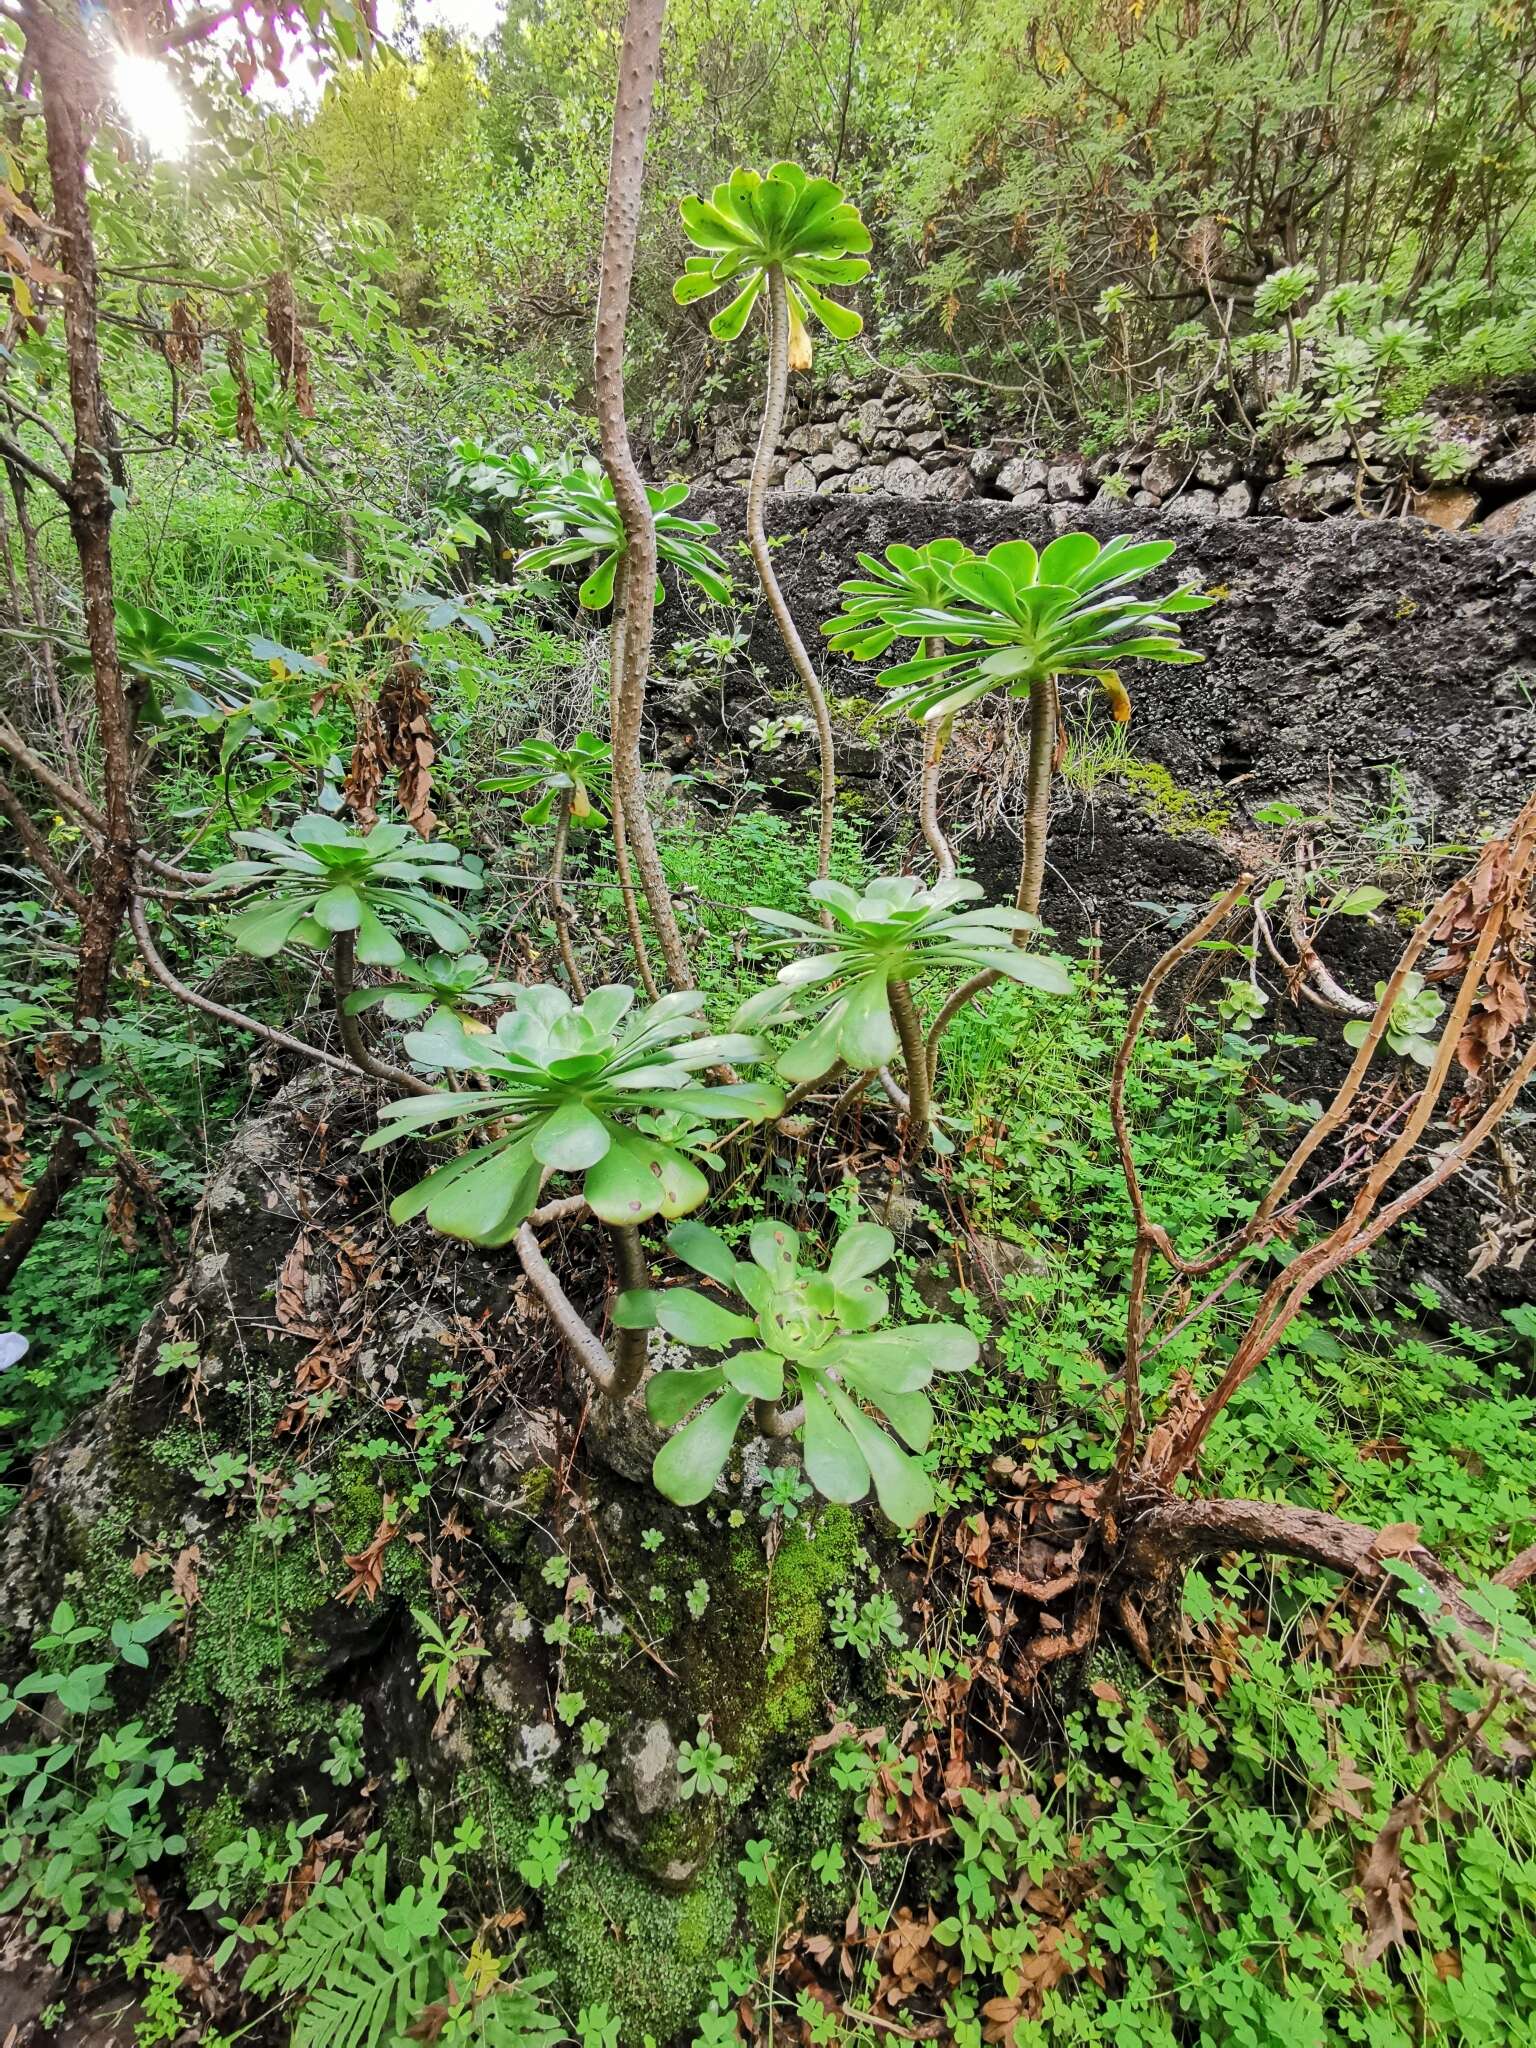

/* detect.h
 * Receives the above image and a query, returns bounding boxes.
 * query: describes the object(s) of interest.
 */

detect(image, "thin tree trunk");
[548,789,587,998]
[1014,674,1057,921]
[918,690,956,880]
[887,979,932,1157]
[605,558,660,1000]
[592,0,689,991]
[5,461,80,788]
[924,675,1058,1076]
[330,930,432,1094]
[609,1222,650,1398]
[0,16,138,1291]
[748,265,838,901]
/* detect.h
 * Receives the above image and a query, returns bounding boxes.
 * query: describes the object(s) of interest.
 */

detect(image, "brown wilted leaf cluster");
[164,297,204,368]
[224,330,265,452]
[265,269,316,417]
[379,656,440,839]
[1429,786,1536,1114]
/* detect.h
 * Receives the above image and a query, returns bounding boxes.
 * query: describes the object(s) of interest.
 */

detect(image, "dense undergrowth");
[5,686,1535,2041]
[2,7,1535,2041]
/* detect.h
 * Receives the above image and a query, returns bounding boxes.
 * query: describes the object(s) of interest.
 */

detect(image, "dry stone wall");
[666,369,1536,537]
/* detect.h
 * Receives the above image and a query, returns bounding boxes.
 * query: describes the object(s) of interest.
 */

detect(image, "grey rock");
[843,464,890,495]
[1266,465,1355,518]
[1132,489,1159,507]
[925,465,975,503]
[880,457,932,499]
[1011,485,1047,509]
[1479,419,1536,490]
[1194,449,1243,488]
[1140,450,1192,501]
[855,396,888,443]
[783,460,818,496]
[712,429,746,466]
[970,445,1009,488]
[828,437,862,471]
[894,397,939,431]
[788,420,844,458]
[472,1404,561,1507]
[1482,489,1536,537]
[874,428,906,451]
[996,454,1047,496]
[817,471,851,495]
[1046,459,1091,502]
[714,458,752,484]
[1217,481,1252,517]
[623,1718,681,1819]
[1168,487,1222,522]
[907,428,946,456]
[1291,429,1352,466]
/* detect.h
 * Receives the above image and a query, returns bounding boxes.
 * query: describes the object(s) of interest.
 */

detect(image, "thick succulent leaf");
[409,891,477,947]
[835,974,900,1068]
[798,1374,870,1504]
[1037,532,1103,585]
[990,949,1075,994]
[827,1224,894,1289]
[793,275,862,338]
[646,1365,728,1427]
[655,1287,757,1350]
[723,1349,785,1399]
[227,897,312,958]
[665,1220,738,1288]
[577,552,619,609]
[652,1391,750,1506]
[821,1379,933,1526]
[532,1099,612,1171]
[750,1219,800,1278]
[309,884,363,933]
[388,1139,539,1246]
[709,271,767,341]
[584,1136,709,1224]
[613,1288,661,1330]
[776,1002,849,1084]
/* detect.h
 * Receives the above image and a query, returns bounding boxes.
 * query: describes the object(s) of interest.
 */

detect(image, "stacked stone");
[681,370,1536,532]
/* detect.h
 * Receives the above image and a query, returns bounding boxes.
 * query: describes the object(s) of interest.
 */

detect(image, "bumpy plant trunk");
[921,675,1058,1087]
[886,979,933,1156]
[0,16,137,1291]
[917,653,956,880]
[549,789,587,998]
[749,265,838,900]
[592,0,689,993]
[1015,675,1057,920]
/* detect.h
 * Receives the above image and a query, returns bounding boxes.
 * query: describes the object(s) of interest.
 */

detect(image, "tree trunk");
[747,265,837,899]
[548,789,587,998]
[592,0,689,992]
[0,16,138,1291]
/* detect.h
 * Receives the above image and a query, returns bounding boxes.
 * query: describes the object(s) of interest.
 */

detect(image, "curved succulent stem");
[549,788,587,999]
[606,563,662,1001]
[1015,674,1057,923]
[516,1219,617,1394]
[593,0,689,991]
[750,264,837,908]
[128,893,376,1083]
[923,672,1059,1082]
[918,697,957,881]
[330,931,433,1094]
[755,1397,806,1439]
[887,979,932,1156]
[609,1222,651,1399]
